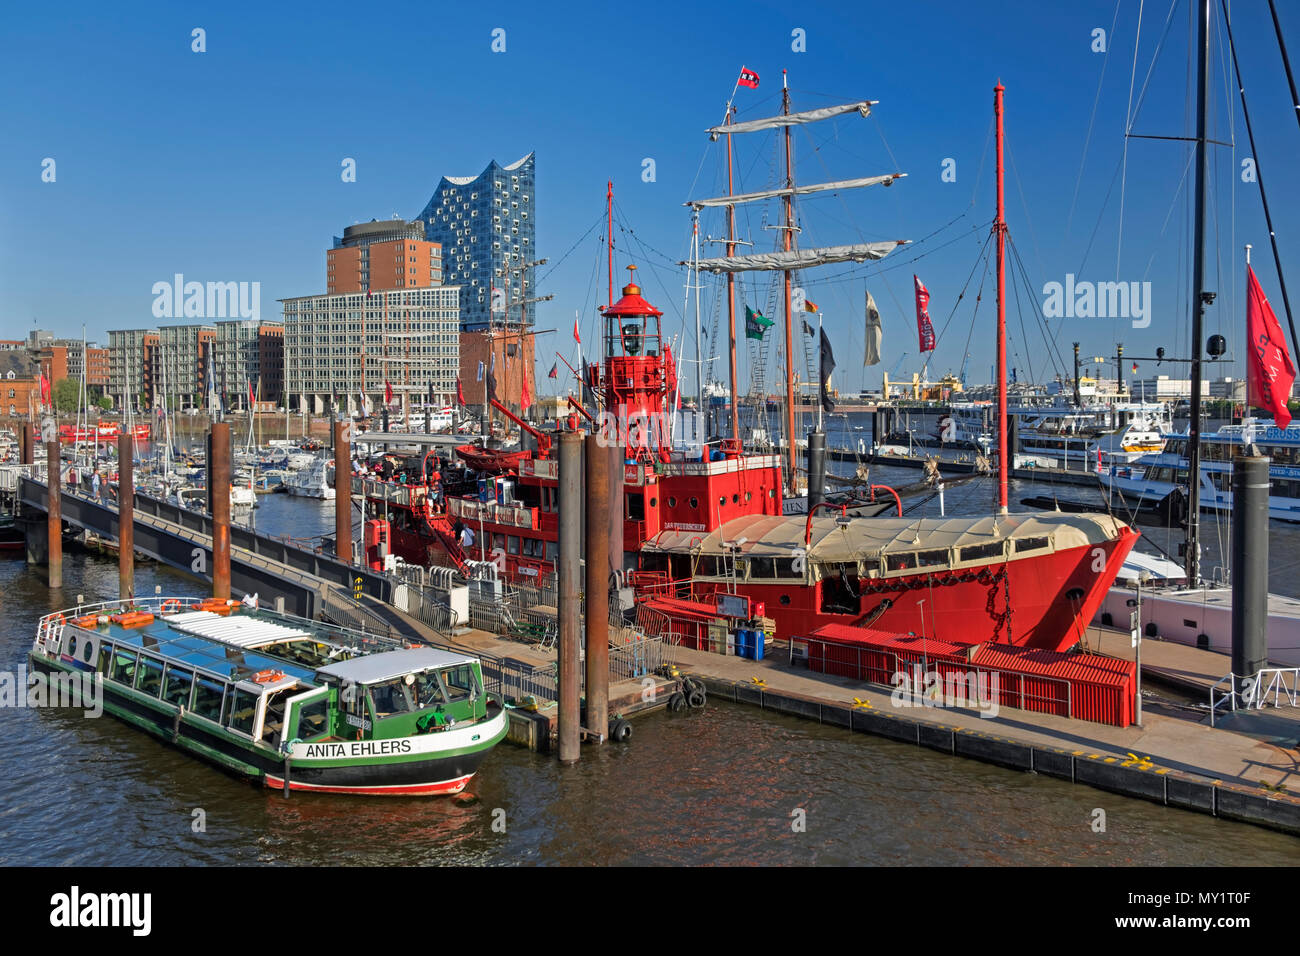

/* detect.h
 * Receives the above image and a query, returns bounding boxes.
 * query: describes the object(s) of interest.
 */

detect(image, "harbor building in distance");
[413,153,538,414]
[283,219,461,416]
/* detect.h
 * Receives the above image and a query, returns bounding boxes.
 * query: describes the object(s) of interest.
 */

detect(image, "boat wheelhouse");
[29,596,508,795]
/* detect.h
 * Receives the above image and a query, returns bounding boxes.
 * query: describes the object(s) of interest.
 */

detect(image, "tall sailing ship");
[354,76,1137,655]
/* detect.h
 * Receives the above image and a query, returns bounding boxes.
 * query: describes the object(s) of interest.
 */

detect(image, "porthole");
[767,489,775,499]
[689,497,699,509]
[649,497,657,507]
[67,635,77,656]
[779,595,791,606]
[667,497,676,508]
[732,494,739,504]
[719,496,726,507]
[83,641,95,663]
[745,491,753,502]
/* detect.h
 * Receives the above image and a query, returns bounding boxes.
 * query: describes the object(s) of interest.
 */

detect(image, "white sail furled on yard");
[707,102,877,138]
[684,173,906,209]
[690,240,908,274]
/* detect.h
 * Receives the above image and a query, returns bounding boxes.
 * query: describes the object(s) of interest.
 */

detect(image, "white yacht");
[283,456,335,500]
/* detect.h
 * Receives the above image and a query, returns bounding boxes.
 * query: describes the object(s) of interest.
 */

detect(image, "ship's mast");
[994,81,1008,514]
[1186,0,1212,586]
[607,180,614,310]
[782,70,798,493]
[726,106,739,443]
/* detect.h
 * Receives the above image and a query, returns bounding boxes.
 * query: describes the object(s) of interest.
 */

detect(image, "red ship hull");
[661,528,1138,653]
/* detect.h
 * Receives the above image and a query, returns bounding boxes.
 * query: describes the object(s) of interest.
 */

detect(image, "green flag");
[745,306,774,340]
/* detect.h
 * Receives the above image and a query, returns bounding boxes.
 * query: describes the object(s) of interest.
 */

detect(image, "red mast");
[782,70,798,493]
[607,180,615,308]
[726,106,739,442]
[994,81,1008,513]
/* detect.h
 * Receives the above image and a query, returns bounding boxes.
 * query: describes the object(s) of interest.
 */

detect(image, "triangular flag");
[573,312,582,345]
[1247,264,1296,427]
[548,362,558,379]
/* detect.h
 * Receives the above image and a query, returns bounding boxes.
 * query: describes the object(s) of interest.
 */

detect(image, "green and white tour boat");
[29,596,510,796]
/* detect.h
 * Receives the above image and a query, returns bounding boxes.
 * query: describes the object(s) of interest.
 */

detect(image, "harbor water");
[4,414,1300,864]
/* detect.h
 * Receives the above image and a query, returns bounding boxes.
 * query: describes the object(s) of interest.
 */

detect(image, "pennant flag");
[548,362,558,379]
[384,379,393,405]
[804,299,819,313]
[39,373,50,407]
[521,374,532,412]
[801,318,815,337]
[819,328,837,414]
[864,289,882,366]
[456,378,466,406]
[573,311,582,345]
[486,367,498,404]
[745,305,774,340]
[914,275,936,352]
[248,379,255,409]
[476,361,484,382]
[1131,362,1138,374]
[737,66,760,89]
[1246,264,1296,428]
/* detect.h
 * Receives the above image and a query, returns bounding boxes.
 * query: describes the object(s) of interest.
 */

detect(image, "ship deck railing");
[1209,667,1300,727]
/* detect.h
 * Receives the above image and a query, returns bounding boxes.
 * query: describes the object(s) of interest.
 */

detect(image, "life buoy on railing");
[160,599,181,614]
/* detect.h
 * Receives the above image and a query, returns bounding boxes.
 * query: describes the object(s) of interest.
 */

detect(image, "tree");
[52,378,81,414]
[96,395,113,411]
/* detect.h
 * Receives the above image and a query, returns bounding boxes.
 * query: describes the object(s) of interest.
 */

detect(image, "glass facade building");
[414,153,535,332]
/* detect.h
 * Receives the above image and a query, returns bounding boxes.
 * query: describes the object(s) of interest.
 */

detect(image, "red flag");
[521,374,532,412]
[1246,265,1296,427]
[456,378,466,406]
[39,373,50,407]
[248,379,255,409]
[914,275,936,352]
[548,362,558,379]
[573,313,581,345]
[384,379,393,405]
[737,67,760,89]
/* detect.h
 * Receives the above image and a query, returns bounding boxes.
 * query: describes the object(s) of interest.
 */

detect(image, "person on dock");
[91,471,101,500]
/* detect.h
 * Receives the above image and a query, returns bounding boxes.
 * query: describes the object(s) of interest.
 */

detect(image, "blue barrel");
[751,630,765,661]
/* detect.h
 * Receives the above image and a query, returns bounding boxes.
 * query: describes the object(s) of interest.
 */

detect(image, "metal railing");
[1209,668,1300,727]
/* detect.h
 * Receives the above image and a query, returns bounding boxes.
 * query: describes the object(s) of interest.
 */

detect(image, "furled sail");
[707,102,877,138]
[685,173,905,209]
[689,241,907,274]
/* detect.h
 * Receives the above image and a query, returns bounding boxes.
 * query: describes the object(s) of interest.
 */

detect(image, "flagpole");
[817,311,824,433]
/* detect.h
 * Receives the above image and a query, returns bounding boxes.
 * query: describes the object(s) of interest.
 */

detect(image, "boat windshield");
[367,670,449,716]
[438,664,480,703]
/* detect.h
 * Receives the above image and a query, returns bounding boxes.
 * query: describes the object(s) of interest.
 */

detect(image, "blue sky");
[2,0,1297,396]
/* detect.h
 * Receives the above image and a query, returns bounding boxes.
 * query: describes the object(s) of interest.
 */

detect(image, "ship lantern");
[601,264,670,455]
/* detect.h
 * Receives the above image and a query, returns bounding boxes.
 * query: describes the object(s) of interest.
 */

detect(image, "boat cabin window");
[227,688,259,737]
[959,542,1004,563]
[545,540,558,561]
[192,676,227,723]
[135,655,165,697]
[1013,536,1050,553]
[627,493,644,521]
[107,646,138,685]
[368,677,419,717]
[884,549,948,572]
[775,557,802,579]
[749,557,775,579]
[290,693,331,741]
[161,665,193,708]
[640,554,669,575]
[439,664,480,703]
[263,691,289,747]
